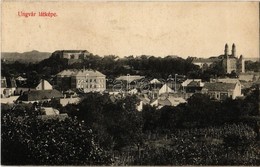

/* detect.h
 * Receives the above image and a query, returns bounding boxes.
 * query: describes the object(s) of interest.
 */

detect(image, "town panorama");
[1,43,260,165]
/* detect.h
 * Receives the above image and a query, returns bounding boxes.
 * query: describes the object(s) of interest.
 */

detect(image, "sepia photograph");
[1,0,260,165]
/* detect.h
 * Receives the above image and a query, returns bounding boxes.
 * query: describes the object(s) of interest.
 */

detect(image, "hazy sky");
[2,1,259,58]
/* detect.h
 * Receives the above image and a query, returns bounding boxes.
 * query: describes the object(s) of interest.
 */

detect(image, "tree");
[1,109,112,165]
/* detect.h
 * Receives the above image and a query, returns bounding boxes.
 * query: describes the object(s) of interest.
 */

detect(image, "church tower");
[238,55,245,73]
[232,43,236,57]
[224,43,229,57]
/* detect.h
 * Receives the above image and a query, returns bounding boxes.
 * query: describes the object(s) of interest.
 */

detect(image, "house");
[40,107,60,115]
[72,69,106,93]
[60,97,81,106]
[212,78,241,84]
[116,75,144,83]
[185,80,204,94]
[239,73,260,82]
[192,58,215,70]
[181,79,203,93]
[211,78,242,96]
[136,96,150,112]
[151,95,186,108]
[16,79,53,95]
[56,69,106,93]
[16,89,63,103]
[201,82,242,100]
[35,79,53,90]
[1,76,7,97]
[116,75,145,91]
[149,78,163,90]
[56,69,77,91]
[148,79,166,99]
[159,84,174,95]
[16,76,27,81]
[1,76,17,98]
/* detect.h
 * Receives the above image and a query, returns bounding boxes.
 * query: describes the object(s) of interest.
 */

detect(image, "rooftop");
[57,69,105,77]
[203,82,236,91]
[17,89,63,101]
[74,69,105,77]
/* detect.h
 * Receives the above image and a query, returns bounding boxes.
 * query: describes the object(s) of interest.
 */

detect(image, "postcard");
[1,0,260,166]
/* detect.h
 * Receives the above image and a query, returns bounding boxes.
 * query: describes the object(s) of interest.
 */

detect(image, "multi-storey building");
[56,69,106,93]
[52,50,90,59]
[52,50,91,65]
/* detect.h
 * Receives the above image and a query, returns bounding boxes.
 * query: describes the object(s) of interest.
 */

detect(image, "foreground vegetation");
[1,86,259,165]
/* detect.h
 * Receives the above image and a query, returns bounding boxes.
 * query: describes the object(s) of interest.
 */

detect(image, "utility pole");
[175,74,178,93]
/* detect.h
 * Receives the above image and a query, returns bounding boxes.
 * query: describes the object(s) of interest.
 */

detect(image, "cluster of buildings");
[1,46,259,113]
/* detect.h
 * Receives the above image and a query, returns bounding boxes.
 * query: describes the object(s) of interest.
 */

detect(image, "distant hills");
[1,50,52,63]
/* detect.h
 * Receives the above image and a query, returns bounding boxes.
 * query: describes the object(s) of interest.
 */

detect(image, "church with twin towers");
[192,43,245,74]
[222,43,245,74]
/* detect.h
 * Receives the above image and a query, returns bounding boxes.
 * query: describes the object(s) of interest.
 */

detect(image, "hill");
[1,50,52,63]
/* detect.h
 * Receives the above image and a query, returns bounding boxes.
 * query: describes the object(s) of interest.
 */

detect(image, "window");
[70,54,75,59]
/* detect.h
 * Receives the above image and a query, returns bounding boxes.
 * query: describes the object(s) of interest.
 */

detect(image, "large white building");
[56,69,106,93]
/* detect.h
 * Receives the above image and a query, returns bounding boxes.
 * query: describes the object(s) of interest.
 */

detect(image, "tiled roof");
[74,70,105,77]
[167,96,186,106]
[187,81,201,87]
[158,98,172,106]
[17,89,63,101]
[150,78,161,84]
[57,69,78,76]
[57,69,105,77]
[181,79,201,87]
[116,75,145,82]
[16,79,50,89]
[203,82,236,91]
[40,107,59,115]
[217,78,240,84]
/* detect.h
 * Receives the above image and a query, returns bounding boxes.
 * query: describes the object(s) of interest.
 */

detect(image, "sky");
[1,1,259,58]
